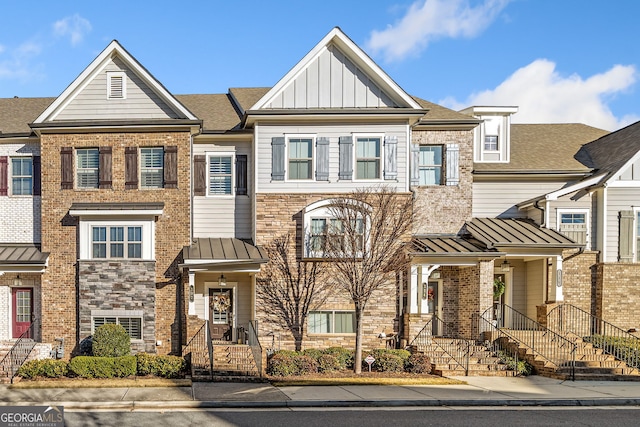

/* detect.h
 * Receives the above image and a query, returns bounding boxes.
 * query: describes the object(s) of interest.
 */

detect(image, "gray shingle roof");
[0,97,54,135]
[412,97,479,122]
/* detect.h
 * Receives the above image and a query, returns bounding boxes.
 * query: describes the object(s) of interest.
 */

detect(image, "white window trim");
[417,145,444,186]
[285,134,316,182]
[107,71,127,100]
[308,310,356,335]
[78,218,155,261]
[352,133,384,181]
[556,208,589,246]
[76,148,99,189]
[140,147,164,189]
[483,135,499,152]
[207,151,235,197]
[91,309,143,342]
[9,155,33,197]
[633,208,640,263]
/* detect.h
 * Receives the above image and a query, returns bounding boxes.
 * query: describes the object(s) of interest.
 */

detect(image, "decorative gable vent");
[107,72,126,99]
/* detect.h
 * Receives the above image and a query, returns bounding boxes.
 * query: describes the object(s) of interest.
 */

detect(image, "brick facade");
[40,131,191,356]
[595,263,640,330]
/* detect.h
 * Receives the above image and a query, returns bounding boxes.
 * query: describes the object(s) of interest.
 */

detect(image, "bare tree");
[256,233,331,351]
[324,186,414,373]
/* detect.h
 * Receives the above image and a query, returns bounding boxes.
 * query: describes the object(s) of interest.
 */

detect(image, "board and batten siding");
[605,187,640,262]
[473,180,568,218]
[525,259,545,319]
[193,142,252,239]
[509,259,527,314]
[256,123,408,193]
[548,191,596,250]
[55,57,179,121]
[266,44,397,109]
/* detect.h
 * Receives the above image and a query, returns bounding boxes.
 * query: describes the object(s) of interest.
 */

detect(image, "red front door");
[12,288,33,338]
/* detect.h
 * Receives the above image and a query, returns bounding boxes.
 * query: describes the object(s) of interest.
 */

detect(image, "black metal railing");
[472,312,523,376]
[247,320,263,377]
[410,315,470,374]
[181,320,212,379]
[482,304,576,380]
[547,303,640,369]
[0,318,39,383]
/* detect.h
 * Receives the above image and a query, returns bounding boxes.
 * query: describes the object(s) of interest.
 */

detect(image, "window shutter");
[33,156,41,196]
[236,154,248,195]
[315,137,330,181]
[619,210,634,262]
[164,146,178,188]
[60,147,74,189]
[98,146,112,189]
[445,143,459,186]
[339,136,353,180]
[271,137,285,181]
[124,147,138,190]
[384,135,398,180]
[410,144,420,186]
[0,156,7,196]
[194,154,206,196]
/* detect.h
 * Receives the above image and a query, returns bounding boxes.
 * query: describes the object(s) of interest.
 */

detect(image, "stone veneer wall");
[411,129,473,235]
[40,131,191,356]
[595,263,640,330]
[78,260,156,353]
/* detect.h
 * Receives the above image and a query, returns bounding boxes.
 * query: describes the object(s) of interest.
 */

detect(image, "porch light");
[13,275,22,287]
[219,274,227,286]
[430,270,441,279]
[500,259,511,272]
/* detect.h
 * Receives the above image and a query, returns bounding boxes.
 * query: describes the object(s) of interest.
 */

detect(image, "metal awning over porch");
[409,235,503,265]
[0,244,49,272]
[181,238,268,271]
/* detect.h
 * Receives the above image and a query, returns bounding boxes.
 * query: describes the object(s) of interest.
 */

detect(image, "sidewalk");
[2,376,640,409]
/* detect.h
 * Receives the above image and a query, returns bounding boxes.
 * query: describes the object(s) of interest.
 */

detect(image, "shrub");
[372,352,404,372]
[68,355,137,378]
[92,324,130,357]
[317,354,341,373]
[405,354,432,374]
[267,352,298,376]
[302,348,324,361]
[18,359,68,379]
[136,353,185,378]
[294,354,318,375]
[324,347,354,370]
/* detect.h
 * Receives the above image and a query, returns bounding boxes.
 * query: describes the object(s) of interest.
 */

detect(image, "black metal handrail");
[472,313,521,375]
[0,318,39,383]
[247,320,263,377]
[410,315,470,374]
[547,303,640,369]
[181,320,212,379]
[483,304,576,380]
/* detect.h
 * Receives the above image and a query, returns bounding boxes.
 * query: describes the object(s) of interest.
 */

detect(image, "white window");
[140,148,164,188]
[107,72,126,99]
[208,154,233,195]
[557,210,588,246]
[484,135,499,151]
[418,146,443,185]
[287,136,314,180]
[308,311,355,334]
[77,148,99,188]
[93,315,142,340]
[11,157,33,195]
[92,225,143,259]
[355,135,382,180]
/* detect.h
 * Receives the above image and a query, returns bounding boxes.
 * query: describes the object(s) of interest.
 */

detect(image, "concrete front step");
[434,368,517,377]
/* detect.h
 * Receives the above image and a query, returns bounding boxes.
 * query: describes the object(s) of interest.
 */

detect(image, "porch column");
[409,266,419,314]
[548,255,564,302]
[188,270,196,315]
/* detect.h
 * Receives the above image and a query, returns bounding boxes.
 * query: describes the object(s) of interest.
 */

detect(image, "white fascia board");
[69,209,163,217]
[603,149,640,187]
[250,27,421,111]
[34,40,196,123]
[545,174,605,201]
[460,106,519,116]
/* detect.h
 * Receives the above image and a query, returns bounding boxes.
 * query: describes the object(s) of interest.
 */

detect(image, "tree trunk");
[354,306,363,374]
[293,324,302,352]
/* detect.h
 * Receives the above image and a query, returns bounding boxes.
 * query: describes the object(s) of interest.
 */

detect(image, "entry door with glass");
[12,288,33,338]
[209,288,233,341]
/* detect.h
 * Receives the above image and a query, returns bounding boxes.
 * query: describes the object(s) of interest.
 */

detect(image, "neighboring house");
[3,27,639,359]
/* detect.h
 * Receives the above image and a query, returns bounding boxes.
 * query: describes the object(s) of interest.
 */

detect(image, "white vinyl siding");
[605,188,640,262]
[473,180,570,218]
[140,147,164,188]
[76,148,99,188]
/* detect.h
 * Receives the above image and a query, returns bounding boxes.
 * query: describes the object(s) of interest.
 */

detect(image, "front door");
[428,281,442,335]
[209,288,233,341]
[12,288,33,338]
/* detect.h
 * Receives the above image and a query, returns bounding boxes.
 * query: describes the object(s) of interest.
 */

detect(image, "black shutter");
[60,147,73,189]
[236,154,247,195]
[99,146,112,189]
[125,147,138,190]
[0,156,7,196]
[32,156,41,196]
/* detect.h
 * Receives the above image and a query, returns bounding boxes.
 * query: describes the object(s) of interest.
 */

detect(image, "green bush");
[294,354,318,375]
[18,359,69,379]
[92,324,131,357]
[136,353,185,378]
[68,356,137,378]
[267,352,298,376]
[324,347,354,370]
[405,354,432,374]
[317,354,341,373]
[371,352,404,372]
[301,348,324,361]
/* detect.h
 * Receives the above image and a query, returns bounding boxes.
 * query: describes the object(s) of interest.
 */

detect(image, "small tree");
[257,233,331,351]
[92,324,131,357]
[324,186,414,373]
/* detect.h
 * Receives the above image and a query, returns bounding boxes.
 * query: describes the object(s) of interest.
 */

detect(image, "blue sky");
[0,0,638,131]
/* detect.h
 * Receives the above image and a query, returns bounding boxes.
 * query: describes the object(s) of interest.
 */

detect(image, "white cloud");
[53,14,92,46]
[440,59,638,131]
[367,0,510,62]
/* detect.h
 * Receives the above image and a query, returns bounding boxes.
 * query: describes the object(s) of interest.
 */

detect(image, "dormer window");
[484,135,499,151]
[107,72,126,99]
[460,106,517,163]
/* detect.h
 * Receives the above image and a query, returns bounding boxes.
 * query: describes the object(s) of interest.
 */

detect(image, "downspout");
[534,199,547,227]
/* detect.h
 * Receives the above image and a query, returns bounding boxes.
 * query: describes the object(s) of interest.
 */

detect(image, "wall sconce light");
[501,259,511,272]
[430,270,441,280]
[219,274,227,286]
[189,284,195,302]
[13,275,22,287]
